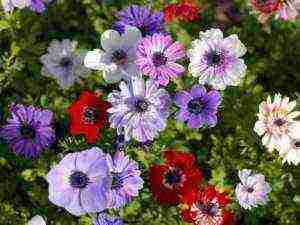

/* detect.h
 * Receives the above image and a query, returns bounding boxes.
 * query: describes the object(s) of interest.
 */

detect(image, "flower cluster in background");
[0,0,299,225]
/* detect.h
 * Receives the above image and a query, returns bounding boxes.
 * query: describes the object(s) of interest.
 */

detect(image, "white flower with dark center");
[254,93,300,152]
[40,39,89,89]
[188,28,247,90]
[84,26,142,83]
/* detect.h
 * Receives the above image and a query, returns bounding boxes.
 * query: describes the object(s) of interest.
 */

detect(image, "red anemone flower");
[164,0,200,23]
[149,150,203,205]
[68,90,110,143]
[251,0,283,14]
[181,185,234,225]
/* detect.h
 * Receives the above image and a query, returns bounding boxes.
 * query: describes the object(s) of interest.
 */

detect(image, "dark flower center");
[206,50,223,66]
[152,52,168,67]
[135,98,149,113]
[292,140,300,149]
[187,98,203,115]
[197,202,219,217]
[139,24,149,37]
[112,49,128,65]
[69,171,89,189]
[164,168,183,187]
[20,124,36,139]
[247,187,255,193]
[273,118,286,127]
[111,172,123,190]
[60,57,73,68]
[83,107,99,124]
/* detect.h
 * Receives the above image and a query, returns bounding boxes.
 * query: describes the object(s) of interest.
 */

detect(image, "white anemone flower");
[84,26,142,84]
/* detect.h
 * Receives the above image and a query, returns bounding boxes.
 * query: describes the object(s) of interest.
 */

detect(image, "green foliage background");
[0,0,299,224]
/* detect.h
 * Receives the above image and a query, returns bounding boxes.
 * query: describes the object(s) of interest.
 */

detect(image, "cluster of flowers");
[1,0,52,13]
[254,94,300,165]
[0,2,298,225]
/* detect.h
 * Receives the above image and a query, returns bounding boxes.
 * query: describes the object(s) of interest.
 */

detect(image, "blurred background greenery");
[0,0,299,224]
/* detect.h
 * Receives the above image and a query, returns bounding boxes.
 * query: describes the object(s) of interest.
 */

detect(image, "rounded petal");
[223,34,247,57]
[175,91,192,107]
[199,28,223,41]
[84,49,106,70]
[27,215,46,225]
[122,26,142,48]
[101,30,122,52]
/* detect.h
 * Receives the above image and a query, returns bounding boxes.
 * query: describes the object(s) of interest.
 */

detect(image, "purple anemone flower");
[0,104,55,158]
[235,169,271,210]
[136,33,185,86]
[113,4,165,37]
[46,147,110,216]
[106,151,143,209]
[107,76,171,142]
[175,85,221,129]
[93,212,123,225]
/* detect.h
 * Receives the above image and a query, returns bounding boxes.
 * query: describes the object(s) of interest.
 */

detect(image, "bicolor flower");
[235,169,271,210]
[106,151,143,209]
[136,33,185,86]
[254,93,300,152]
[188,28,247,90]
[107,76,171,142]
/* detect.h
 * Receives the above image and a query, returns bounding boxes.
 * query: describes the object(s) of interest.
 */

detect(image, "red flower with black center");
[149,150,203,205]
[181,186,234,225]
[68,90,110,143]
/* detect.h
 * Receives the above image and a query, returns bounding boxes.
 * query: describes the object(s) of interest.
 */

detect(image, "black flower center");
[60,57,73,68]
[206,50,223,66]
[152,52,168,67]
[139,24,149,37]
[164,168,182,187]
[292,140,300,149]
[197,202,219,217]
[69,171,89,189]
[112,49,128,65]
[111,173,123,190]
[247,187,254,193]
[135,99,149,113]
[83,107,99,124]
[273,118,286,127]
[20,124,36,139]
[187,98,203,115]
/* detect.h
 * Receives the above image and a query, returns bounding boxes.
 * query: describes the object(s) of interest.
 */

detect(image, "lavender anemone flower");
[136,33,185,86]
[107,76,171,142]
[113,4,165,37]
[93,212,123,225]
[46,147,110,216]
[175,85,221,129]
[188,28,247,90]
[0,104,55,158]
[235,169,271,210]
[106,151,143,209]
[40,39,89,89]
